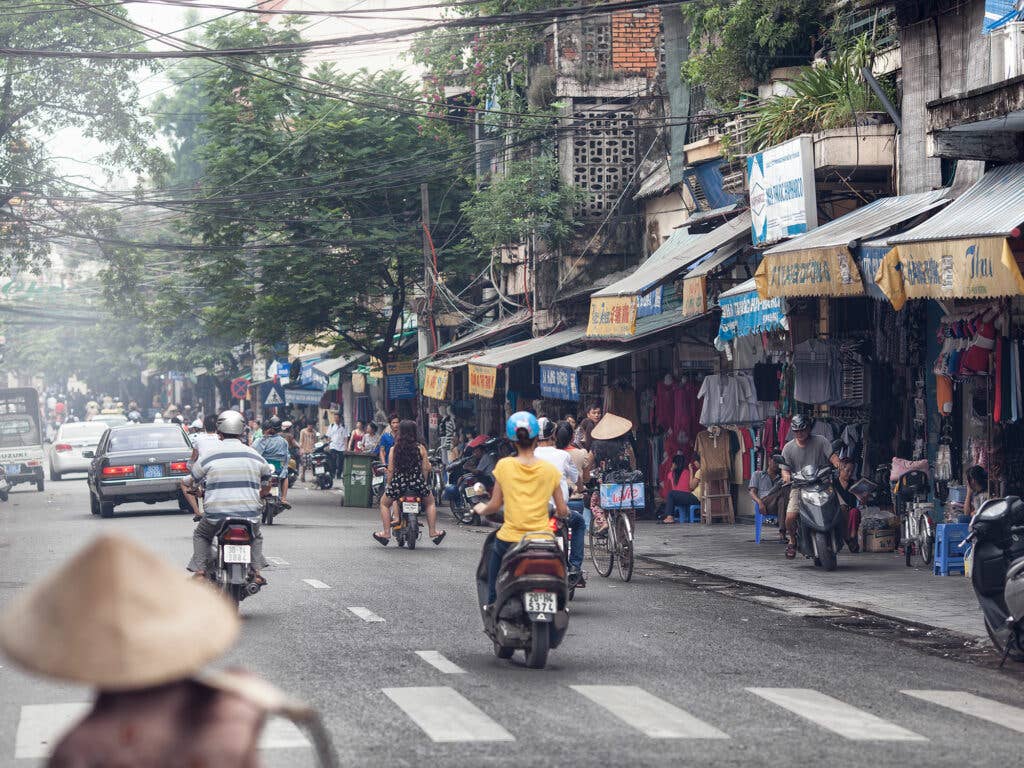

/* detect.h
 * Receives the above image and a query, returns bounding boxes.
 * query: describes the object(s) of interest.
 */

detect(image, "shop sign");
[299,357,326,389]
[747,135,818,246]
[754,247,864,298]
[877,237,1024,310]
[468,363,498,398]
[422,367,449,400]
[681,276,707,318]
[586,295,638,337]
[367,357,383,380]
[715,288,787,349]
[539,365,579,401]
[284,388,323,406]
[310,368,329,390]
[385,359,416,400]
[330,371,343,391]
[636,286,663,318]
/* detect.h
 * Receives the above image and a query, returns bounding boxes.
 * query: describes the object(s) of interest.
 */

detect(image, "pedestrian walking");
[326,412,348,479]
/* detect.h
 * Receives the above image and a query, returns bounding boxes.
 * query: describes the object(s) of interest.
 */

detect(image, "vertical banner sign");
[468,363,498,398]
[422,367,450,400]
[636,286,664,318]
[385,360,417,400]
[587,295,638,337]
[747,135,818,246]
[539,365,579,401]
[681,276,707,318]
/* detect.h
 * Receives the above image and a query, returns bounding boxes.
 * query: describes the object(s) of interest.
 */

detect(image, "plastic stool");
[674,503,700,523]
[933,523,970,575]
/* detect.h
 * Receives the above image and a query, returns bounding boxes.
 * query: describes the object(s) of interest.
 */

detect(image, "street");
[2,472,1023,768]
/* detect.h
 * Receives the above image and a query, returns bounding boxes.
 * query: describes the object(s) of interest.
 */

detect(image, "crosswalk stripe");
[902,690,1024,733]
[570,686,729,739]
[265,556,289,566]
[383,687,514,742]
[13,705,309,759]
[348,606,385,622]
[302,579,331,589]
[415,650,465,674]
[748,688,926,742]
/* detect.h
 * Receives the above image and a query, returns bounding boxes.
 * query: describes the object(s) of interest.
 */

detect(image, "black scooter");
[774,450,845,571]
[204,516,264,610]
[310,439,333,489]
[476,530,570,669]
[966,496,1024,663]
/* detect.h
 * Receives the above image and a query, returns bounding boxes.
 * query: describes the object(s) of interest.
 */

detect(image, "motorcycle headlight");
[801,489,830,506]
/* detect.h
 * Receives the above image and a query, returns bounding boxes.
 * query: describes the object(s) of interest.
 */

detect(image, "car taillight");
[54,443,72,453]
[222,525,251,543]
[169,461,189,473]
[512,557,565,579]
[101,465,135,477]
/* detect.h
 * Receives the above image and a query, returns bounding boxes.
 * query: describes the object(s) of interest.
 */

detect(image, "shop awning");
[755,190,951,299]
[469,326,586,369]
[714,278,788,351]
[537,347,633,402]
[592,212,751,298]
[433,309,532,355]
[879,164,1024,309]
[540,347,633,370]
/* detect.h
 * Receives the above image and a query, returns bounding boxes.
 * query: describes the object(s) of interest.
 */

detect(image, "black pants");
[665,490,700,517]
[328,449,345,479]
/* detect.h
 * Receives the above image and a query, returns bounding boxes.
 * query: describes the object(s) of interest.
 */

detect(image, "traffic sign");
[230,377,249,399]
[263,382,286,407]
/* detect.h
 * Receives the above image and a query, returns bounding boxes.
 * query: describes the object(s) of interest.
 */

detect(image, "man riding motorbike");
[254,416,292,508]
[780,414,840,560]
[186,410,273,585]
[535,419,587,584]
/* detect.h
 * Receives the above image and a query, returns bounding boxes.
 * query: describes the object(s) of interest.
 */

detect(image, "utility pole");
[418,183,437,445]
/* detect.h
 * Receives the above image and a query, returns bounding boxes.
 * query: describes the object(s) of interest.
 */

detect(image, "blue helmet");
[506,411,539,441]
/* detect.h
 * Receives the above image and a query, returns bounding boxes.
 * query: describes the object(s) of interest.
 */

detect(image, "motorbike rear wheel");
[525,622,551,669]
[227,584,244,610]
[407,515,418,550]
[815,531,837,571]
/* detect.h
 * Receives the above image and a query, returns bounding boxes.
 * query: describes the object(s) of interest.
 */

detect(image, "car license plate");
[222,545,251,564]
[5,464,19,475]
[142,465,164,479]
[314,466,325,475]
[524,591,556,620]
[402,501,419,514]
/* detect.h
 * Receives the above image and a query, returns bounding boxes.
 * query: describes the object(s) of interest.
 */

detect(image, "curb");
[636,553,983,642]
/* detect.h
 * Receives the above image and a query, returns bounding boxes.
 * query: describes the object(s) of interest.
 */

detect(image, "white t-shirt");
[191,432,221,462]
[535,446,579,502]
[327,423,349,451]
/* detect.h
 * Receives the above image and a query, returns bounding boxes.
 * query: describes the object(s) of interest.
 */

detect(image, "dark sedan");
[86,424,193,518]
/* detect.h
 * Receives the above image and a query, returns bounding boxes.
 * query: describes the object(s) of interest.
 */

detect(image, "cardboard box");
[863,528,896,553]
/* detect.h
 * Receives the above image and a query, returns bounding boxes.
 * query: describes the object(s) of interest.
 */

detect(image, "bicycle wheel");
[615,514,634,582]
[589,515,614,577]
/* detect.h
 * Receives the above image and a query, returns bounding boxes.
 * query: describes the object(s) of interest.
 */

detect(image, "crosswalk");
[12,684,1024,758]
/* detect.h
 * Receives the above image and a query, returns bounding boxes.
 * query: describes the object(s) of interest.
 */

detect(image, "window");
[109,428,189,453]
[0,416,39,448]
[58,423,109,441]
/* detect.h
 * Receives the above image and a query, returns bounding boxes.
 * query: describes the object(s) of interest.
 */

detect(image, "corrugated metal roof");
[634,159,672,200]
[434,309,532,355]
[766,189,951,254]
[720,277,757,299]
[593,212,752,297]
[539,347,633,370]
[470,326,587,368]
[312,353,364,377]
[686,241,740,277]
[889,163,1024,243]
[425,351,480,371]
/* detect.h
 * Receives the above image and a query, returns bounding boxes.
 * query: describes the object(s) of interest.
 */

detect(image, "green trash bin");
[343,451,374,508]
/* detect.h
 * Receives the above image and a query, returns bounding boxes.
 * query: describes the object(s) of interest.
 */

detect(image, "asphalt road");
[1,470,1023,767]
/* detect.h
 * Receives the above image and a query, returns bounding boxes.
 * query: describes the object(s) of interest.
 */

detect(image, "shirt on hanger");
[793,340,841,405]
[752,363,781,402]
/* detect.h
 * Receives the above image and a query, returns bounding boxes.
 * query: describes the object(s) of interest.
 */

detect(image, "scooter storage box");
[863,528,896,552]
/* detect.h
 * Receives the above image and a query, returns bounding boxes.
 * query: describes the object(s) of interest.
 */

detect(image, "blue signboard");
[636,286,663,318]
[856,245,889,302]
[262,381,287,408]
[715,287,787,350]
[386,373,417,400]
[539,365,579,401]
[284,387,324,406]
[167,370,185,382]
[266,358,291,385]
[310,368,329,391]
[300,357,326,389]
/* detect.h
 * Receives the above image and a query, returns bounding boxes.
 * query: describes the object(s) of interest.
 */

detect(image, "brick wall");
[611,9,662,75]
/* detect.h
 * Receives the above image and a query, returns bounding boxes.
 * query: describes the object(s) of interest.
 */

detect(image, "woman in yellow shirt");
[474,411,569,606]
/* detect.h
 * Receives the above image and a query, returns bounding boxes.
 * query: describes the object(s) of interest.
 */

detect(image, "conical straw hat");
[590,412,632,440]
[0,535,239,690]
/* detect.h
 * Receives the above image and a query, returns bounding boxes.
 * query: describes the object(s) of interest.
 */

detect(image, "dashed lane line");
[414,650,465,674]
[348,606,385,622]
[302,579,331,589]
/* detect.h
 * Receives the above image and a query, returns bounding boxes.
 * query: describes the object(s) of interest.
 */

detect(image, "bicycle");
[588,476,641,582]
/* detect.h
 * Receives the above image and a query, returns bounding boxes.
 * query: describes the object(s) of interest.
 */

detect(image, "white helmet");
[190,419,203,430]
[216,410,246,437]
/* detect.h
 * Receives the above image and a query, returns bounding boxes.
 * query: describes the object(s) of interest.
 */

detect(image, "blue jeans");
[567,510,586,570]
[487,538,512,605]
[569,499,590,531]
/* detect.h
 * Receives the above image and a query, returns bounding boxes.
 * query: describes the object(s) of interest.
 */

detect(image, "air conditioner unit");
[990,22,1024,82]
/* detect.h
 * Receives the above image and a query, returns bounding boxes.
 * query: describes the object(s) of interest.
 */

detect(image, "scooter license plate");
[314,466,325,475]
[222,545,251,564]
[524,591,556,620]
[402,501,419,515]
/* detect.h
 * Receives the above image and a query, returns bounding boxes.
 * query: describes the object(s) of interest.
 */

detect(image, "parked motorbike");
[0,466,9,502]
[774,450,845,571]
[476,529,570,669]
[203,516,264,610]
[371,461,387,506]
[392,493,422,549]
[309,439,332,489]
[965,495,1024,663]
[446,440,500,525]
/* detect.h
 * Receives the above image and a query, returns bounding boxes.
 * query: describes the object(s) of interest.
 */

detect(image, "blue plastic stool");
[933,523,970,575]
[674,503,700,523]
[754,502,778,544]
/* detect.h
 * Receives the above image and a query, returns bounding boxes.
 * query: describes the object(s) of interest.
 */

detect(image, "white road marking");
[415,650,465,674]
[383,686,514,742]
[302,579,331,589]
[15,703,90,759]
[748,688,926,741]
[348,606,385,622]
[571,686,729,739]
[259,717,311,749]
[902,690,1024,733]
[265,556,289,566]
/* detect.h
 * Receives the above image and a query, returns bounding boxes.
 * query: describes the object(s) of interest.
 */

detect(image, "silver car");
[86,424,193,518]
[49,421,110,480]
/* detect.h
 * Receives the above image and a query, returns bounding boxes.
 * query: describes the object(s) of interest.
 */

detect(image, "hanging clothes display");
[603,381,639,429]
[697,373,763,425]
[752,362,781,402]
[695,427,735,477]
[792,339,842,405]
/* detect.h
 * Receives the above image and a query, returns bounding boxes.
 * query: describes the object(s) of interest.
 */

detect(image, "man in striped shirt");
[186,411,274,581]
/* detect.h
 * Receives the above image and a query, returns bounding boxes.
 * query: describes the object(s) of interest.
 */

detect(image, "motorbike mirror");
[771,453,786,467]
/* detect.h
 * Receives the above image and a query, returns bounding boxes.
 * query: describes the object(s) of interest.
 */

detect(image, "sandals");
[785,544,797,559]
[659,517,676,524]
[432,530,447,546]
[372,532,390,547]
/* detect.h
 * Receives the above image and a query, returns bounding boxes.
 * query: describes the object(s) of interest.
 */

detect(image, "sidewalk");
[635,520,986,639]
